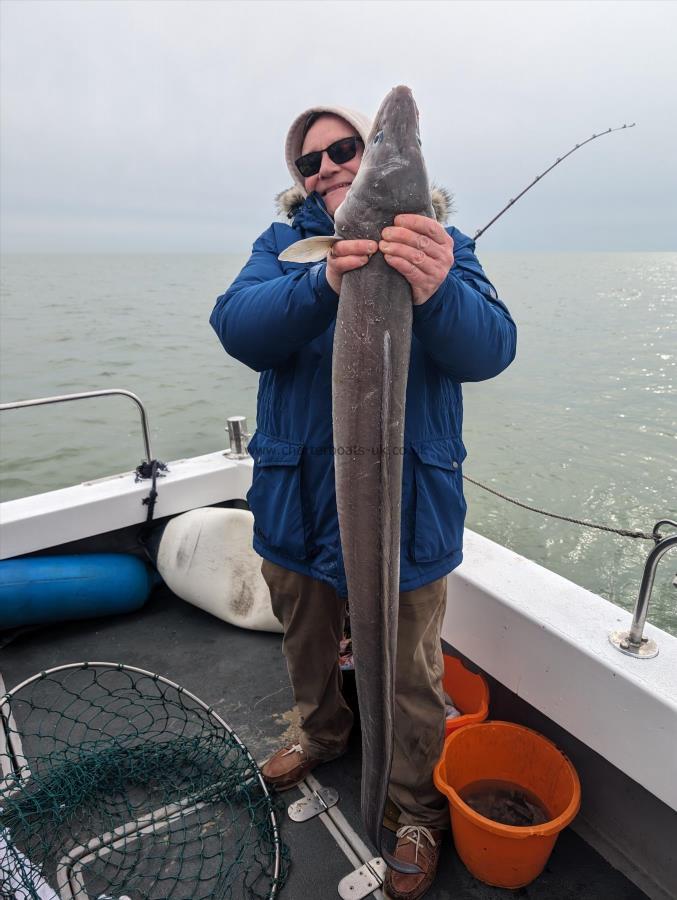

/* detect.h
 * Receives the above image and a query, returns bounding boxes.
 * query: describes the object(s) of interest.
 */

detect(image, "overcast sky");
[1,0,676,252]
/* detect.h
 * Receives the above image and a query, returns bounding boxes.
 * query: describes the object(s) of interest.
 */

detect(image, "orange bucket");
[442,655,489,736]
[433,721,581,889]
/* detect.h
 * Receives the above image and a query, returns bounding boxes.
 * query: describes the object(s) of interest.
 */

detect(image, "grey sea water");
[1,252,675,636]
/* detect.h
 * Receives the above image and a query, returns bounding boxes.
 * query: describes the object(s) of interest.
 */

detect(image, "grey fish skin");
[332,85,435,874]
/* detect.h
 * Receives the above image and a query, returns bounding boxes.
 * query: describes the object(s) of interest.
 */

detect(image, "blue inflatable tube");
[0,554,158,629]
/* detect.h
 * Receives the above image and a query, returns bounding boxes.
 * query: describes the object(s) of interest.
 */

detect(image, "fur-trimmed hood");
[275,184,454,226]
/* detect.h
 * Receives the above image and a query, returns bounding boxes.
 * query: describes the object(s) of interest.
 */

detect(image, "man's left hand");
[379,215,454,306]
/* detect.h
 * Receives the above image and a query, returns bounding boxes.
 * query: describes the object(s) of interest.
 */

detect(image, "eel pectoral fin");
[278,235,339,263]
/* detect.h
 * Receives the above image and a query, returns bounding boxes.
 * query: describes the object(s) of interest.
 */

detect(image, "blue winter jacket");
[210,191,516,597]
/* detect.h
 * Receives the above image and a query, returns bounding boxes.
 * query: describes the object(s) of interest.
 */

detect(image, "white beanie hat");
[285,105,373,195]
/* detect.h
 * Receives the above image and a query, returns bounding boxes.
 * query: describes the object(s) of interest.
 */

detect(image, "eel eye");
[374,130,384,144]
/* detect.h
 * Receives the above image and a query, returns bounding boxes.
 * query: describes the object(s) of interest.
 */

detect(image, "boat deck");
[0,585,649,899]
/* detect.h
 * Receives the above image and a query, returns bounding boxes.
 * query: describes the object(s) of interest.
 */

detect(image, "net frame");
[0,661,284,900]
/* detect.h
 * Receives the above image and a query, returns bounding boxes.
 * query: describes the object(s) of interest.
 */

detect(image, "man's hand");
[326,240,378,295]
[379,215,454,305]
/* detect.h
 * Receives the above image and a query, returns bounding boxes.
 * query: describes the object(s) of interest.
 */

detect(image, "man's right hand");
[326,240,378,295]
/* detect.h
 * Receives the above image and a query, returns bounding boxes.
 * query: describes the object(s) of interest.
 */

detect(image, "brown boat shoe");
[260,743,324,792]
[384,825,445,900]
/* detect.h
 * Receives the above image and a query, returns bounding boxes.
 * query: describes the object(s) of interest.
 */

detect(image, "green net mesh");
[0,663,288,899]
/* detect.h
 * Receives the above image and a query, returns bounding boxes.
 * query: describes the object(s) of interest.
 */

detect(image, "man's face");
[301,115,363,218]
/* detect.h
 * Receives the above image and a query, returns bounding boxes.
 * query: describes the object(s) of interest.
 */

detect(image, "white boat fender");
[156,507,283,634]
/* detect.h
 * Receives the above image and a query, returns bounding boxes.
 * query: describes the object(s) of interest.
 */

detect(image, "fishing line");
[462,474,657,542]
[467,123,659,543]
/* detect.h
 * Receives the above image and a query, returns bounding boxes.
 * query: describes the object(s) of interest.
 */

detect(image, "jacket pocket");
[411,437,467,563]
[246,433,307,560]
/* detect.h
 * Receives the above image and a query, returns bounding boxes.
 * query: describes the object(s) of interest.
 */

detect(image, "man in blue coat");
[211,104,516,899]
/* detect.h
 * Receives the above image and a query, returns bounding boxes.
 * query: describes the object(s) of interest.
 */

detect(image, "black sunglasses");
[295,136,363,178]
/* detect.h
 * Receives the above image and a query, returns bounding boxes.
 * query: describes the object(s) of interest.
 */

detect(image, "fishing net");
[0,663,287,900]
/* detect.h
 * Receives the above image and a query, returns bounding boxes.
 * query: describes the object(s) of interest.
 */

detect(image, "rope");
[134,459,168,523]
[462,474,657,542]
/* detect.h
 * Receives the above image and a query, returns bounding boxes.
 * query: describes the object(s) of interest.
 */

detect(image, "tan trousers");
[261,559,449,828]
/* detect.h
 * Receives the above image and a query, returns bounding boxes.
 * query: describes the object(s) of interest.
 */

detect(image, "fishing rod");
[474,123,636,240]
